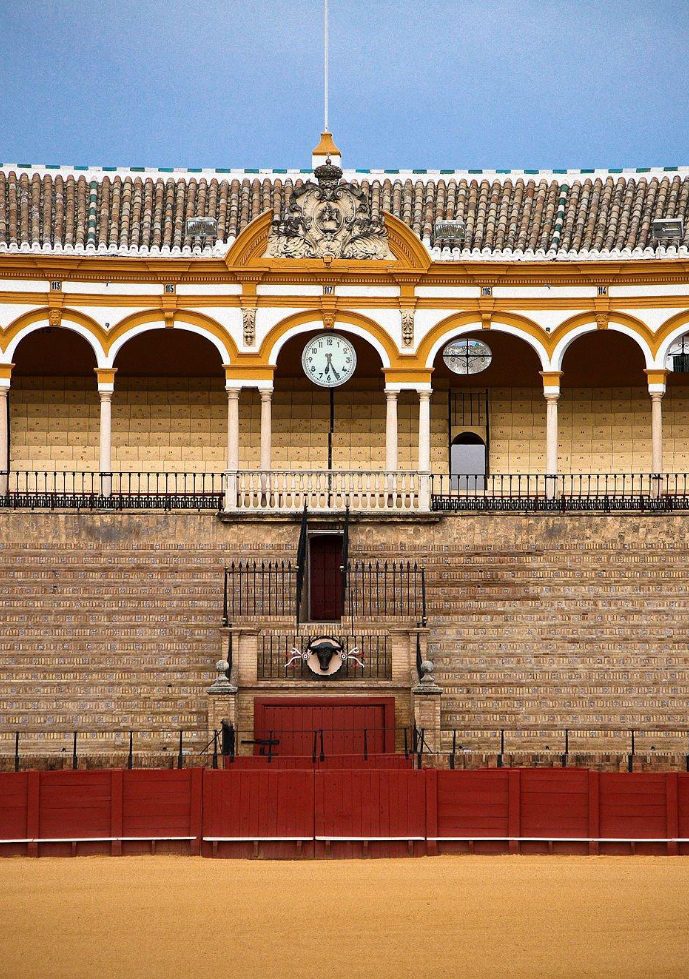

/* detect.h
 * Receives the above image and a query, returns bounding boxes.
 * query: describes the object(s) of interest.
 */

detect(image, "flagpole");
[324,0,329,132]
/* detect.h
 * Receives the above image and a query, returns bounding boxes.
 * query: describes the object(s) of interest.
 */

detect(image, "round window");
[442,338,492,374]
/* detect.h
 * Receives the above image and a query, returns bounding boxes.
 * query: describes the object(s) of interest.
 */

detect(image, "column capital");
[384,387,400,399]
[259,387,273,402]
[225,386,241,399]
[539,370,562,395]
[223,364,275,388]
[645,368,668,394]
[95,367,117,392]
[417,388,432,402]
[0,363,14,391]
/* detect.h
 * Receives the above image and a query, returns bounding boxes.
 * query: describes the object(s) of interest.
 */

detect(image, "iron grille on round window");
[442,339,492,375]
[667,334,689,373]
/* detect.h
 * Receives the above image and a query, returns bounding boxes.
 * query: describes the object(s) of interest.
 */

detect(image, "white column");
[95,369,116,497]
[0,381,9,496]
[417,389,432,511]
[645,370,667,494]
[259,388,273,471]
[224,386,241,510]
[651,392,664,474]
[418,389,431,472]
[99,392,112,473]
[385,388,399,472]
[545,394,559,475]
[226,387,240,471]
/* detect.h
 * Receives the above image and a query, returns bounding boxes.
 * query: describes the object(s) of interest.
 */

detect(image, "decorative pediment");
[263,160,394,261]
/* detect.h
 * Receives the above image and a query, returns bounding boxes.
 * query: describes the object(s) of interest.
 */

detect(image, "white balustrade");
[225,470,424,512]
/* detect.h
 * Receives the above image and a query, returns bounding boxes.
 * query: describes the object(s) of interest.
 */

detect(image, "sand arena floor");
[1,855,688,978]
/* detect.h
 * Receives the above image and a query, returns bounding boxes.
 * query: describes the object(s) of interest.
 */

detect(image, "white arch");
[4,320,107,367]
[267,319,392,369]
[107,321,230,368]
[551,322,654,372]
[655,322,689,368]
[424,321,549,372]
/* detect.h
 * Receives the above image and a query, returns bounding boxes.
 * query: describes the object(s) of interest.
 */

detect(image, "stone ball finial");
[420,659,434,676]
[216,659,229,674]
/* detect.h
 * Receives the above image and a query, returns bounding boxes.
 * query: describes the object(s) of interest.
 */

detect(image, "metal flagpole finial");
[324,0,329,132]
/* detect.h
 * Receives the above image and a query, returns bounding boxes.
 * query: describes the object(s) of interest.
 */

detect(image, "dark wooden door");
[309,534,343,621]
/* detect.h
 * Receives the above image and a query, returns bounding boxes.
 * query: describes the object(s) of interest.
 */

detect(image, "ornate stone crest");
[265,160,393,260]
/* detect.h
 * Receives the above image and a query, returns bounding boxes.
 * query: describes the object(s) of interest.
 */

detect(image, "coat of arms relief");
[264,160,394,260]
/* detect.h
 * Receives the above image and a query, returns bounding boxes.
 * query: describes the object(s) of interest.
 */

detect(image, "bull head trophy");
[286,636,364,676]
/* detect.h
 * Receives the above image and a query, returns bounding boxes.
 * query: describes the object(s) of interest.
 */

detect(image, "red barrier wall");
[2,768,689,858]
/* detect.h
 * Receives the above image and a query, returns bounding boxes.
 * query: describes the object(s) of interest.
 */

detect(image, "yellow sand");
[1,856,688,978]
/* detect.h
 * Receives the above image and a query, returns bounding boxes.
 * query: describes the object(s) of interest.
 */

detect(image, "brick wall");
[2,510,689,765]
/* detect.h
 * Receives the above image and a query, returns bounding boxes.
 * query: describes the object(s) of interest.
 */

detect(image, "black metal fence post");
[628,729,635,773]
[403,727,409,760]
[128,731,133,769]
[497,729,505,768]
[449,729,457,770]
[14,732,19,773]
[177,730,184,769]
[562,728,569,768]
[72,731,78,770]
[212,730,219,769]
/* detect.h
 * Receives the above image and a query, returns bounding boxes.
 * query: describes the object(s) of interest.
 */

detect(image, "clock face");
[302,333,357,387]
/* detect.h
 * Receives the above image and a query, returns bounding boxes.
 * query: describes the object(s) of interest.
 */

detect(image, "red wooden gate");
[253,697,396,758]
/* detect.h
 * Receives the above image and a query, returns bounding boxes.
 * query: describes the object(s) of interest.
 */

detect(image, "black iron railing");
[431,472,689,512]
[0,470,224,510]
[224,559,426,623]
[258,631,391,680]
[346,560,426,622]
[223,561,298,621]
[441,726,689,772]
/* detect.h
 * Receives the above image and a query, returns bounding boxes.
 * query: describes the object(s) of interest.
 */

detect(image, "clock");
[302,333,357,387]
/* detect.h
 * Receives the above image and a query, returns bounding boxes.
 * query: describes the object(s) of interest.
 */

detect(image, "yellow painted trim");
[105,309,239,360]
[94,367,117,385]
[383,368,434,385]
[417,310,549,364]
[644,369,669,385]
[1,306,107,355]
[312,131,341,157]
[549,309,655,350]
[257,309,402,368]
[224,365,275,382]
[654,311,689,355]
[224,209,430,273]
[0,363,14,379]
[540,371,563,386]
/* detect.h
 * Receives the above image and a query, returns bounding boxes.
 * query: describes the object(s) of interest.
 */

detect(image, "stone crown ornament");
[265,159,394,260]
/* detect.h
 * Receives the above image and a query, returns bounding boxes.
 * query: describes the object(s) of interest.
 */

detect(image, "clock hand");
[325,353,341,380]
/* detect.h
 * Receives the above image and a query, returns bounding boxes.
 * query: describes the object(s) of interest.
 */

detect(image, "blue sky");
[1,0,688,170]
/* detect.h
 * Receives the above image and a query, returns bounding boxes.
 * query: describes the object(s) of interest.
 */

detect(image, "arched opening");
[560,331,648,473]
[664,330,689,472]
[10,327,98,474]
[432,331,543,475]
[113,329,224,474]
[451,432,487,488]
[273,328,389,470]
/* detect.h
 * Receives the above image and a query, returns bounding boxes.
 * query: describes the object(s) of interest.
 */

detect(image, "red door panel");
[309,535,343,620]
[254,698,394,758]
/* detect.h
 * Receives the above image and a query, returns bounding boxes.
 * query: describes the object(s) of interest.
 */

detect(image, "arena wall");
[2,509,689,766]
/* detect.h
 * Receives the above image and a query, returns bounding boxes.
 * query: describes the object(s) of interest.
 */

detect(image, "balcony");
[3,469,689,513]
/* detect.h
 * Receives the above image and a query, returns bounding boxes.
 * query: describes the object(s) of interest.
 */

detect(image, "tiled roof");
[1,164,689,261]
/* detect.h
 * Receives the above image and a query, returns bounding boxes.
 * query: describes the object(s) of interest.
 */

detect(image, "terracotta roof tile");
[1,165,689,259]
